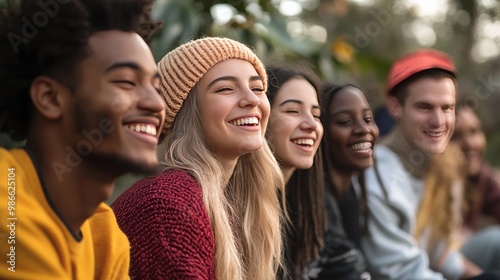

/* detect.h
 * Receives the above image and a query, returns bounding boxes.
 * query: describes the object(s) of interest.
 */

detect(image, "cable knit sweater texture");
[112,169,215,279]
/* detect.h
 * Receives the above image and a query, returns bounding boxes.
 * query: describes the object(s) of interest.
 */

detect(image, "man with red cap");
[360,49,498,280]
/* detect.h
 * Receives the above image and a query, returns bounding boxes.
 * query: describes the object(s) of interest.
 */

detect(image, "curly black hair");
[0,0,161,141]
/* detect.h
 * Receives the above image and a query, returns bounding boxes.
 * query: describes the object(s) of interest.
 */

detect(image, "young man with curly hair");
[0,0,165,278]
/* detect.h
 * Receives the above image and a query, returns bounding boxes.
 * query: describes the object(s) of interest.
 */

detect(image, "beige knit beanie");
[158,37,267,130]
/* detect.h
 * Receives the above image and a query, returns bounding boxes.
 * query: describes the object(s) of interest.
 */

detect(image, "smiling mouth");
[126,123,157,137]
[425,131,445,138]
[350,142,372,151]
[292,138,314,147]
[229,117,259,126]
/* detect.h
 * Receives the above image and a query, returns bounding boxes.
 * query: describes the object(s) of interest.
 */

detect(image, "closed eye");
[252,87,265,93]
[338,120,352,125]
[113,80,135,85]
[215,87,233,93]
[112,80,136,90]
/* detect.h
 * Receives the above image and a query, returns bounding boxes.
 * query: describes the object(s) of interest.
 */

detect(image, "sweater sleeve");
[362,190,445,280]
[89,203,131,280]
[434,248,465,280]
[112,170,215,280]
[361,147,445,280]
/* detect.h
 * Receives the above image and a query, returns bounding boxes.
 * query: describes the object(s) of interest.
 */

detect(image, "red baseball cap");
[386,49,456,95]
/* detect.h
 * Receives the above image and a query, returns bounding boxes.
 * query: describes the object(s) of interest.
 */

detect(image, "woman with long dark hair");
[266,65,326,279]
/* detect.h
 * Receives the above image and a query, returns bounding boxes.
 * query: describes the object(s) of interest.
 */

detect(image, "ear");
[30,76,68,120]
[386,96,402,121]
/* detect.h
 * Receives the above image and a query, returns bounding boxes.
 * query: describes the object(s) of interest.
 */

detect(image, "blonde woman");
[112,37,285,280]
[415,143,474,279]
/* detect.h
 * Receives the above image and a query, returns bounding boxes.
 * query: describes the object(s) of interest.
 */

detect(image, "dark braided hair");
[0,0,161,141]
[321,83,370,234]
[266,65,326,279]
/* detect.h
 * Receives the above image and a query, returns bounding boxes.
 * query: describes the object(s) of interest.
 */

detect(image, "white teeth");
[293,138,314,146]
[426,132,443,137]
[351,142,371,150]
[230,117,259,126]
[127,123,157,136]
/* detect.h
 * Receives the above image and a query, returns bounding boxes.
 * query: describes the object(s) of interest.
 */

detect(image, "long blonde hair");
[159,86,285,280]
[415,143,466,263]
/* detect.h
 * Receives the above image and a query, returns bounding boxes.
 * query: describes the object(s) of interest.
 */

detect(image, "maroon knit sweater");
[112,169,215,279]
[465,161,500,231]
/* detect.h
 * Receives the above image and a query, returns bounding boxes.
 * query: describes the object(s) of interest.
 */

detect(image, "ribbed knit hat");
[158,37,267,130]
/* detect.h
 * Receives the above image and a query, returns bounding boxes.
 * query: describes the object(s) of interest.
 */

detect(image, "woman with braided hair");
[308,83,376,280]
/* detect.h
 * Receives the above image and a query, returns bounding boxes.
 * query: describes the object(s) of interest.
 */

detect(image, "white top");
[360,145,464,280]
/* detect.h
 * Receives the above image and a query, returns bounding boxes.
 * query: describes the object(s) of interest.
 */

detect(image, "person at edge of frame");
[0,0,165,278]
